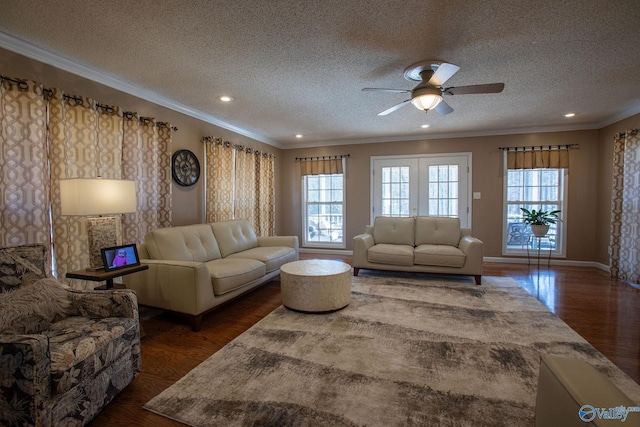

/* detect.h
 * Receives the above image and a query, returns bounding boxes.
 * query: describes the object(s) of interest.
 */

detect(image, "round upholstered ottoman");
[280,260,352,312]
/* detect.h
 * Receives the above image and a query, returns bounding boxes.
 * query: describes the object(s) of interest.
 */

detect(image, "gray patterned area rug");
[144,273,640,426]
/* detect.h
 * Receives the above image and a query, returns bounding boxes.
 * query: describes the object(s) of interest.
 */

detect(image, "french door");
[371,153,471,227]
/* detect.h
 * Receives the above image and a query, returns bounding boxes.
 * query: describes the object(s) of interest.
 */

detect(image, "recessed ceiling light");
[219,96,233,102]
[564,113,576,118]
[421,124,430,128]
[295,134,303,138]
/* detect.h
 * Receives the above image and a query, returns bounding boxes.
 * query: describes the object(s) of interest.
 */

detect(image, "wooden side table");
[66,264,149,290]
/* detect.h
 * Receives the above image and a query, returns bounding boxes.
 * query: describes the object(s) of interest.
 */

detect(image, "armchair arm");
[0,334,51,426]
[67,289,139,320]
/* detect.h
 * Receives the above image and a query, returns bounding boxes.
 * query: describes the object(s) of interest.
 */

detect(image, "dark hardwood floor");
[90,254,640,426]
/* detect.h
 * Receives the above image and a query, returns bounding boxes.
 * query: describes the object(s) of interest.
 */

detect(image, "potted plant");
[520,208,562,237]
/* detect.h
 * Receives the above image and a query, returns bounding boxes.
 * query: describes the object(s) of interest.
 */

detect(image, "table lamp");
[60,178,137,270]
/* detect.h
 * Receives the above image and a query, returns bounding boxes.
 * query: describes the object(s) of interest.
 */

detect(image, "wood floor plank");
[89,256,640,426]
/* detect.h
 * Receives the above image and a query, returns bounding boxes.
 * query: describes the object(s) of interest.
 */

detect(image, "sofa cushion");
[46,315,138,395]
[205,258,266,295]
[211,220,259,258]
[414,244,466,268]
[367,244,414,266]
[0,278,72,334]
[372,217,415,246]
[145,224,222,262]
[415,216,461,247]
[227,246,297,273]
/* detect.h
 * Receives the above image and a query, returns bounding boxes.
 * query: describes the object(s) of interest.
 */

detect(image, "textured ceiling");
[0,0,639,148]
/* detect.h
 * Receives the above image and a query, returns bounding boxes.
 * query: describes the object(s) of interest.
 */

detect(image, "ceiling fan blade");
[443,83,505,95]
[362,87,411,93]
[378,100,411,116]
[428,63,460,86]
[434,100,453,115]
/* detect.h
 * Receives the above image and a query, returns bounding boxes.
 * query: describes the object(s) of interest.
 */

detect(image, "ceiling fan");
[362,60,505,116]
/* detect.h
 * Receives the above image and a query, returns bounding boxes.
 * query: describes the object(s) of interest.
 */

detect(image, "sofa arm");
[0,334,51,426]
[258,235,299,248]
[67,289,139,320]
[353,233,375,268]
[126,260,214,315]
[458,235,483,255]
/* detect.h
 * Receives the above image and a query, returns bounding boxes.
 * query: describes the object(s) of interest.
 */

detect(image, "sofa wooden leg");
[353,268,360,276]
[474,275,482,286]
[190,315,203,332]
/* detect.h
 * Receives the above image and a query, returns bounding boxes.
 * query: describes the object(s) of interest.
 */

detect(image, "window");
[303,172,345,248]
[381,166,410,216]
[428,165,459,217]
[372,154,471,226]
[504,167,566,255]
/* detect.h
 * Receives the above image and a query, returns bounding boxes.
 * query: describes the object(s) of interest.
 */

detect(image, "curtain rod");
[295,154,350,161]
[202,136,275,157]
[0,74,28,90]
[498,144,579,151]
[616,129,639,139]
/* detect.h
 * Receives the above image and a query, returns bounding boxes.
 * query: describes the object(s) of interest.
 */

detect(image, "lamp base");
[86,217,117,269]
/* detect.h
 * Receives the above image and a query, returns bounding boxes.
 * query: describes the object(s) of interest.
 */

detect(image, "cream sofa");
[126,219,298,331]
[353,216,483,285]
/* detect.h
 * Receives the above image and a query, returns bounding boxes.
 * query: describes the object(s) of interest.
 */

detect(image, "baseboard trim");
[299,248,353,256]
[299,250,611,273]
[484,256,611,272]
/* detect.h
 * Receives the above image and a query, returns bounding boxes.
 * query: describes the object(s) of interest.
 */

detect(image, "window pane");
[428,163,459,218]
[504,166,564,255]
[303,172,345,247]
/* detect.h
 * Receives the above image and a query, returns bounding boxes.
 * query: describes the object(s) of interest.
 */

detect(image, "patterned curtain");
[0,78,51,266]
[255,152,275,235]
[204,137,234,222]
[234,146,257,226]
[204,137,275,234]
[49,91,128,283]
[610,129,640,285]
[121,114,172,244]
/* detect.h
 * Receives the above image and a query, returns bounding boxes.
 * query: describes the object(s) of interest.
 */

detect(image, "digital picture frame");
[100,244,140,272]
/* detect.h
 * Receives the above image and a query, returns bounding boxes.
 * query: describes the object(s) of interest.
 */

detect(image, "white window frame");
[502,155,568,257]
[370,153,472,227]
[301,159,346,249]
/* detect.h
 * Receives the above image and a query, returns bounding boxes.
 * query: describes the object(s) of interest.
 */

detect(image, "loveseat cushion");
[414,244,466,268]
[367,244,414,266]
[210,220,259,258]
[46,316,138,395]
[205,258,266,295]
[415,216,461,247]
[145,224,222,262]
[372,217,415,246]
[227,246,297,273]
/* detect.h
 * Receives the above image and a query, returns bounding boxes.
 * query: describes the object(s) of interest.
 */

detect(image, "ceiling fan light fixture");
[411,87,442,111]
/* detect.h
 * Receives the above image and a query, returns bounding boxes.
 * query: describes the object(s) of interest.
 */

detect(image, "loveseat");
[126,219,299,331]
[353,216,483,285]
[0,244,141,427]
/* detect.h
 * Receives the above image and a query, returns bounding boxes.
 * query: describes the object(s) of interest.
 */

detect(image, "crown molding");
[0,31,278,147]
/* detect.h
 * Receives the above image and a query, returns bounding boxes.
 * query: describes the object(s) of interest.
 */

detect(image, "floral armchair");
[0,244,141,427]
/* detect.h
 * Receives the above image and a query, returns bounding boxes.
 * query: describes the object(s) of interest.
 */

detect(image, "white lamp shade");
[411,87,442,111]
[60,178,137,216]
